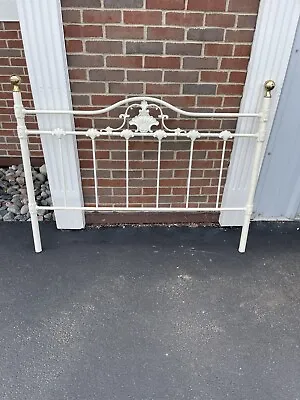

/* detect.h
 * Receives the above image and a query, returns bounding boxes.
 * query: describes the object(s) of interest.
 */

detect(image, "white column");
[220,0,300,226]
[16,0,85,229]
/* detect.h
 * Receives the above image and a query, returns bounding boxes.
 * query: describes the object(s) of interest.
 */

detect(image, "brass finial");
[10,75,21,92]
[264,80,275,98]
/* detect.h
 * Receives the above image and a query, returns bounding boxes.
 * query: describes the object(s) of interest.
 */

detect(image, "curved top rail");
[23,96,259,118]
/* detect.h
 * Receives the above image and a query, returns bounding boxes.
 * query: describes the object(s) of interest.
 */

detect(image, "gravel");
[0,164,54,222]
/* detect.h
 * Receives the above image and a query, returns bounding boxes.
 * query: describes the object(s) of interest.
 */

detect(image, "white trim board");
[0,0,18,21]
[220,0,300,226]
[16,0,85,229]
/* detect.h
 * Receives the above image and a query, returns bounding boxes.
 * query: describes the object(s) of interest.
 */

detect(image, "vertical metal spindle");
[125,138,129,208]
[216,140,227,208]
[58,137,67,207]
[185,139,195,208]
[156,139,162,208]
[91,137,99,208]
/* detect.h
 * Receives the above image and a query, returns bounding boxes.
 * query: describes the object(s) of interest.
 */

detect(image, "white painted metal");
[16,0,85,229]
[27,130,257,139]
[23,97,259,118]
[13,94,271,252]
[0,0,18,21]
[13,90,41,253]
[91,139,99,208]
[156,139,162,208]
[220,0,300,226]
[238,96,271,252]
[36,207,245,212]
[186,139,194,208]
[216,140,226,209]
[125,138,129,208]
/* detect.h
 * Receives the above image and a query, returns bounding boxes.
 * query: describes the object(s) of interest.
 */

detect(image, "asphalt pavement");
[0,221,299,400]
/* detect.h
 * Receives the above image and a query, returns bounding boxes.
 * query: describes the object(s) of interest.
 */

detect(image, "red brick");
[205,13,236,27]
[106,56,143,68]
[62,9,81,23]
[147,0,185,9]
[69,69,86,80]
[3,22,20,30]
[0,30,19,39]
[83,10,121,23]
[166,119,196,130]
[225,29,254,43]
[229,71,247,83]
[217,84,244,95]
[197,96,222,107]
[127,70,162,82]
[144,56,180,69]
[164,70,199,83]
[71,82,105,93]
[104,0,143,7]
[74,117,93,128]
[237,15,257,29]
[72,95,90,106]
[221,119,237,130]
[194,140,218,151]
[89,69,125,81]
[164,96,196,107]
[228,0,259,13]
[109,83,143,94]
[183,84,216,95]
[64,25,103,38]
[166,43,202,56]
[131,141,158,150]
[146,84,180,95]
[91,95,124,105]
[7,39,23,49]
[0,49,22,57]
[234,44,252,57]
[196,119,221,129]
[221,57,249,70]
[187,28,224,41]
[95,140,125,150]
[124,11,162,25]
[188,0,226,11]
[0,40,7,48]
[223,96,241,107]
[126,41,163,55]
[166,12,204,26]
[9,58,25,66]
[68,54,104,67]
[147,27,184,41]
[201,71,227,82]
[183,57,218,70]
[106,26,144,39]
[65,40,83,53]
[205,43,233,56]
[86,41,122,54]
[62,0,99,6]
[204,169,220,178]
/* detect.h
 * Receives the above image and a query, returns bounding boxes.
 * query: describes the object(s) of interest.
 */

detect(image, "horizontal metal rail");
[22,96,260,118]
[36,206,246,212]
[26,130,258,139]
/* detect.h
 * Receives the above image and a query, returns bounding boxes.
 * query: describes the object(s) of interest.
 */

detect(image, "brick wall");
[0,0,260,214]
[62,0,259,209]
[0,22,39,163]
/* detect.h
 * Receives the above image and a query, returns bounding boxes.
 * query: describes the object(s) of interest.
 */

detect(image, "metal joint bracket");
[17,126,27,139]
[28,203,37,214]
